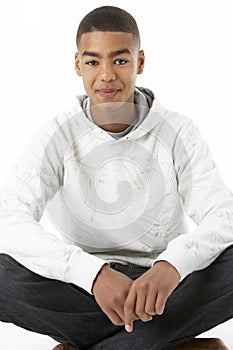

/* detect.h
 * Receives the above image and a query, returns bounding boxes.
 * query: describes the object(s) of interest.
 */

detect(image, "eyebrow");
[82,48,131,58]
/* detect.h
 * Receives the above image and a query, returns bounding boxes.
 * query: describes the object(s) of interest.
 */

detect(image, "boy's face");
[75,31,144,106]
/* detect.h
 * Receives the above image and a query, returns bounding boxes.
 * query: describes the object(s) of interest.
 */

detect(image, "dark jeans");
[0,247,233,350]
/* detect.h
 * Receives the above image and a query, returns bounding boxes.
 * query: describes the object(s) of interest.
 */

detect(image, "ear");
[75,52,82,76]
[137,50,145,74]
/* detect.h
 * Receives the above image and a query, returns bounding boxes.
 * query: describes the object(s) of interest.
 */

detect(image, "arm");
[125,116,233,331]
[153,118,233,279]
[0,117,106,294]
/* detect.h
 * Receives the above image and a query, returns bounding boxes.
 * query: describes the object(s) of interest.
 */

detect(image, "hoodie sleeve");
[153,117,233,280]
[0,118,106,294]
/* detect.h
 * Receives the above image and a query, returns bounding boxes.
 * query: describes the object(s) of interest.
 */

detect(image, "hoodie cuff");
[63,250,108,294]
[152,248,198,282]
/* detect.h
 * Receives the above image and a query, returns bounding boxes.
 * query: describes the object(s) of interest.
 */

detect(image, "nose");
[99,63,117,82]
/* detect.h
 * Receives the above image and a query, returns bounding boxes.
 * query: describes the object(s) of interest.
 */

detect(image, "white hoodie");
[0,87,233,294]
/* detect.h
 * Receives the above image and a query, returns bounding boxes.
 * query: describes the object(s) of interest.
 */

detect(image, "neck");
[91,102,136,132]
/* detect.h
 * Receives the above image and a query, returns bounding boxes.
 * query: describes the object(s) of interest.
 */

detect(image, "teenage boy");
[0,6,232,350]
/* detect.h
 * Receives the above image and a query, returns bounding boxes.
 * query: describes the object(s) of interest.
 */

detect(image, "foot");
[172,338,229,349]
[52,343,78,350]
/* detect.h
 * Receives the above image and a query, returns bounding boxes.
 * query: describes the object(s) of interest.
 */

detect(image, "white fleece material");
[0,87,233,294]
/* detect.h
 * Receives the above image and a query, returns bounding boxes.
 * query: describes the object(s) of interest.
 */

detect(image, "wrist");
[153,260,181,280]
[92,263,110,293]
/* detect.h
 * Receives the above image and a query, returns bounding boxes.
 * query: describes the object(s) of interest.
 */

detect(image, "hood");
[75,87,168,139]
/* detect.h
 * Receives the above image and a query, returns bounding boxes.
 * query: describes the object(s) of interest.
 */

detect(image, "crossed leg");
[88,247,233,350]
[0,246,233,350]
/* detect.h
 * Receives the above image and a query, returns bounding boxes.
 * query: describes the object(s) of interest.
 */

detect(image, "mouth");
[97,89,120,99]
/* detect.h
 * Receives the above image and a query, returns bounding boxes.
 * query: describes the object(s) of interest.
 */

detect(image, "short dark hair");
[76,6,140,48]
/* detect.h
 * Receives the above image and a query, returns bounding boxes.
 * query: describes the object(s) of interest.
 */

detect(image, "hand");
[124,261,181,332]
[92,264,138,326]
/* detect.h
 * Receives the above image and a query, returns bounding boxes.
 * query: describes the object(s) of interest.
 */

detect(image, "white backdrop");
[0,0,233,348]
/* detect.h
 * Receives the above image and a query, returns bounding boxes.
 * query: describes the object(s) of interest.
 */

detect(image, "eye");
[86,60,98,66]
[115,59,128,65]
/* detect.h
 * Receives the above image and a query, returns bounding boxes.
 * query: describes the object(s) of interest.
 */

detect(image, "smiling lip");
[97,89,120,99]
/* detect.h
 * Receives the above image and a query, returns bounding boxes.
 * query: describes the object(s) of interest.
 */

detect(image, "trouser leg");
[1,246,233,350]
[0,253,122,349]
[90,245,233,350]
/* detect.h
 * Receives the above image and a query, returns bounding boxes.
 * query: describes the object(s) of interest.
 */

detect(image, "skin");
[72,31,229,350]
[75,31,144,132]
[92,262,180,331]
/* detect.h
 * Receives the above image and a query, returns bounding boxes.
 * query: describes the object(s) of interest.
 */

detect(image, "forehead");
[78,31,138,54]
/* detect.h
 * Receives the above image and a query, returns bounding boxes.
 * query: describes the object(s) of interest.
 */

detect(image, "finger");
[135,288,152,322]
[145,290,158,316]
[114,303,127,325]
[107,309,125,326]
[124,289,137,332]
[155,291,167,315]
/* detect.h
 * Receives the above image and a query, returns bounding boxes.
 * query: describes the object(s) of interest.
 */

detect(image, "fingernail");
[157,308,164,315]
[125,325,132,332]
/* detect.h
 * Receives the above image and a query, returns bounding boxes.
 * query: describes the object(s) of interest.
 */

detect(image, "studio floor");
[0,319,232,349]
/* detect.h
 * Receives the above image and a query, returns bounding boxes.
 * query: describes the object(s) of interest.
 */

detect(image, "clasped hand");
[92,261,180,332]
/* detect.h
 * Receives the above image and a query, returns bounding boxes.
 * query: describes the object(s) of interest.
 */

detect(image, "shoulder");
[19,94,88,164]
[151,98,200,140]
